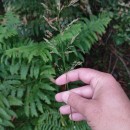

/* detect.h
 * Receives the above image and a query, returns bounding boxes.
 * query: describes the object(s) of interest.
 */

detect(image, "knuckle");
[68,93,75,104]
[104,73,116,82]
[101,73,120,89]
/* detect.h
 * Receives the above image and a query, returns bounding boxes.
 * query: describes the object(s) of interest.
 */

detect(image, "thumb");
[62,92,97,117]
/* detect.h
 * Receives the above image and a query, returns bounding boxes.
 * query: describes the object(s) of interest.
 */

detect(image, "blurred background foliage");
[0,0,130,129]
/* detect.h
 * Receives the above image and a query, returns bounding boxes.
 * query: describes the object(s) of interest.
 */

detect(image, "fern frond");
[3,41,54,63]
[34,108,90,130]
[49,12,111,67]
[0,12,20,42]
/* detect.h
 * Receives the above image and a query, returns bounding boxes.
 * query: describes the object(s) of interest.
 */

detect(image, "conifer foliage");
[0,0,111,129]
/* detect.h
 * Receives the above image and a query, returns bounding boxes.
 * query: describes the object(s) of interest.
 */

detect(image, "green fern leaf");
[8,96,23,106]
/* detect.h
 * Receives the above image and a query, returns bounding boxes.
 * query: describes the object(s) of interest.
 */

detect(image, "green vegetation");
[0,0,129,129]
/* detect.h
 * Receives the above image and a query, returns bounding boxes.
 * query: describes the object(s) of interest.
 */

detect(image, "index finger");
[55,68,102,87]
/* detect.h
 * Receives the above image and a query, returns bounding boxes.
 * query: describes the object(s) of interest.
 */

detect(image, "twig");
[111,58,118,74]
[117,55,130,78]
[43,16,58,31]
[105,30,113,44]
[65,73,73,121]
[111,47,130,79]
[108,53,112,73]
[68,0,79,7]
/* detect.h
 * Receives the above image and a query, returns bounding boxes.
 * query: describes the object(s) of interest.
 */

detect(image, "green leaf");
[24,101,30,117]
[30,102,38,117]
[40,83,55,91]
[0,108,11,120]
[8,96,23,106]
[33,65,40,79]
[0,118,3,123]
[20,63,29,80]
[38,91,51,104]
[10,63,20,75]
[2,120,14,127]
[17,88,25,98]
[36,99,43,113]
[24,87,30,117]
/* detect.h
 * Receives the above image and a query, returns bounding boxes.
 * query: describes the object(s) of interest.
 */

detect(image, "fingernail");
[55,79,61,85]
[69,114,73,120]
[55,94,60,102]
[62,91,70,104]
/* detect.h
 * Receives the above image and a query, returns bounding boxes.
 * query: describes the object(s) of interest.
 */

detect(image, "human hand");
[55,68,130,130]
